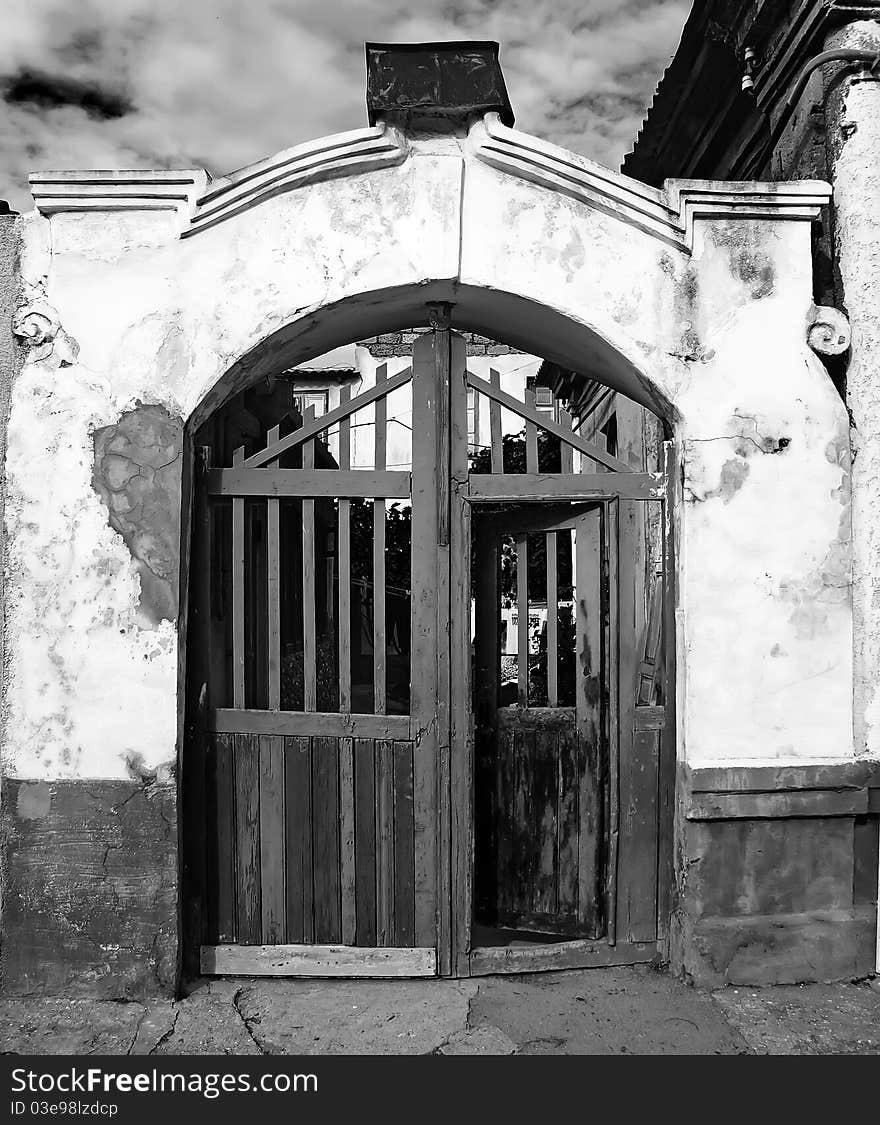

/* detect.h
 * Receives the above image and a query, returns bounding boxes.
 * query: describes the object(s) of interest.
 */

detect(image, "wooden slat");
[525,385,538,472]
[617,495,658,945]
[467,371,632,472]
[516,534,528,708]
[575,508,603,938]
[354,738,377,946]
[497,706,576,730]
[392,741,415,946]
[467,472,662,501]
[339,737,356,945]
[533,728,558,916]
[212,733,236,942]
[210,708,410,739]
[448,334,471,974]
[489,367,503,473]
[259,734,285,943]
[234,733,261,943]
[408,334,439,948]
[312,736,341,943]
[374,365,387,715]
[547,530,558,707]
[267,426,281,710]
[232,446,245,708]
[338,387,352,714]
[557,728,579,919]
[468,939,656,977]
[208,468,411,498]
[201,944,437,977]
[376,739,394,946]
[302,408,317,713]
[559,407,574,474]
[285,736,313,943]
[656,442,676,943]
[244,366,413,466]
[605,500,620,945]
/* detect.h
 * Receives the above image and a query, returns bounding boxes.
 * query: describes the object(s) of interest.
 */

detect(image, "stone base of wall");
[1,779,178,998]
[672,763,879,987]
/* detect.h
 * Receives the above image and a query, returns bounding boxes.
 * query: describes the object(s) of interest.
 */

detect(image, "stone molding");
[471,113,831,253]
[807,303,852,354]
[183,123,408,238]
[29,169,208,219]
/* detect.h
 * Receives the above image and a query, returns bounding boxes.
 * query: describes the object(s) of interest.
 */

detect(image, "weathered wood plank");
[576,507,603,939]
[201,944,437,977]
[373,366,387,714]
[338,388,352,714]
[302,409,317,713]
[232,446,245,708]
[466,371,632,472]
[393,741,415,947]
[285,736,313,943]
[244,367,413,466]
[266,426,281,710]
[376,739,394,946]
[207,468,411,498]
[605,500,619,944]
[546,530,558,707]
[525,385,538,472]
[467,472,661,501]
[468,939,656,977]
[516,534,528,708]
[354,738,377,946]
[339,737,356,945]
[409,335,439,949]
[533,729,558,917]
[212,733,236,943]
[312,736,341,943]
[234,733,261,943]
[557,728,579,919]
[497,706,576,730]
[211,708,410,740]
[259,735,285,944]
[489,367,503,473]
[559,407,574,474]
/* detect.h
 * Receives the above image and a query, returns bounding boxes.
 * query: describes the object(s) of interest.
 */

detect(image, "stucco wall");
[1,126,854,786]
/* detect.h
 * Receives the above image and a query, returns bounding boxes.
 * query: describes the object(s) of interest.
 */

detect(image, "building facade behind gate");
[0,14,878,996]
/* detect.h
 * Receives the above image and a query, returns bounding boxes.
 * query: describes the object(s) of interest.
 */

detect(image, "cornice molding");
[28,123,409,237]
[184,123,408,238]
[472,114,830,254]
[29,169,208,217]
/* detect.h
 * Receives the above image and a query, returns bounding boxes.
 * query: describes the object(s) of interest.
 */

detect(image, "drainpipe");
[820,20,880,973]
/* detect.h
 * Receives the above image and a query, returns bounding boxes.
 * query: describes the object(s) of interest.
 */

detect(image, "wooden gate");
[191,362,441,976]
[186,321,672,978]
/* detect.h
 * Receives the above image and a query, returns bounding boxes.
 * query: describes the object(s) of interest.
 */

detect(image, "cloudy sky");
[1,0,689,211]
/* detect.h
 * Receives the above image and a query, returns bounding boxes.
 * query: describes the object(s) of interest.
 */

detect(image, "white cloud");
[0,0,688,210]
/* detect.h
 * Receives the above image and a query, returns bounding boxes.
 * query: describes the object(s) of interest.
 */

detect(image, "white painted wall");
[2,122,854,779]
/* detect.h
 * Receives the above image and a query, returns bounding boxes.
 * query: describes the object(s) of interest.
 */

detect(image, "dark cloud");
[5,69,132,120]
[0,0,689,210]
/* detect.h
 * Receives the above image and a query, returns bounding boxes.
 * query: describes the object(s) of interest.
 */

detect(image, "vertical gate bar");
[339,736,356,944]
[376,739,394,945]
[232,446,246,709]
[410,335,440,950]
[656,440,676,941]
[259,734,285,943]
[489,368,503,473]
[576,508,604,939]
[374,365,387,714]
[516,534,528,709]
[546,530,558,707]
[448,331,471,974]
[559,406,574,475]
[525,385,538,472]
[302,407,317,713]
[338,386,352,713]
[606,499,620,945]
[267,426,281,710]
[435,326,453,976]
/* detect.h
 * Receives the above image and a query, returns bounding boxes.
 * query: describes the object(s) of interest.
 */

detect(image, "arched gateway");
[2,44,861,994]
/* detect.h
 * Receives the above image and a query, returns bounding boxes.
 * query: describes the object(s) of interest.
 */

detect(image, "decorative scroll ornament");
[807,305,851,356]
[12,298,79,365]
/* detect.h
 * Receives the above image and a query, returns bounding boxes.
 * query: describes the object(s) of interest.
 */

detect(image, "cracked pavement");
[1,968,879,1055]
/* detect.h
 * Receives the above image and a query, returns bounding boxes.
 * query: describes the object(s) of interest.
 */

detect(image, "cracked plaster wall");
[825,20,880,759]
[2,134,854,782]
